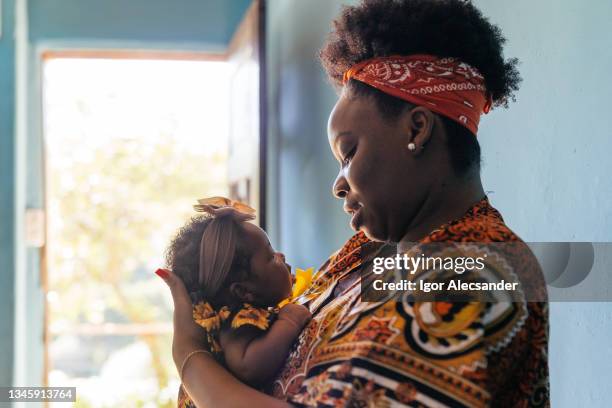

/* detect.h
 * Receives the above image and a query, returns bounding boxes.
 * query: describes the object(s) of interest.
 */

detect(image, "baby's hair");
[165,214,251,305]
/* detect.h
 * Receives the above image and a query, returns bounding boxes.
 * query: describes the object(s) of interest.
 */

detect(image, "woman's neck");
[397,174,485,253]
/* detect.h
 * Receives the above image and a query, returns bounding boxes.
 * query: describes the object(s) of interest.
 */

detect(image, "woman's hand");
[155,268,207,368]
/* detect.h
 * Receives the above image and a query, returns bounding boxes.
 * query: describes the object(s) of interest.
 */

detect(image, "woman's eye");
[341,147,356,166]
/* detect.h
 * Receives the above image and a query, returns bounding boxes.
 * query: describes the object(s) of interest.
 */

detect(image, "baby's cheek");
[284,272,293,289]
[284,274,294,296]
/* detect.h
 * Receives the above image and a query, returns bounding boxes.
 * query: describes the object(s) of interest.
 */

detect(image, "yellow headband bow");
[194,196,256,221]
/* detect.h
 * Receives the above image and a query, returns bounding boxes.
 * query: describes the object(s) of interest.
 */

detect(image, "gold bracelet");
[180,349,212,382]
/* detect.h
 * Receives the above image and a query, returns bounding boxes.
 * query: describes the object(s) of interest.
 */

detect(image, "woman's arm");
[221,304,311,385]
[156,268,292,408]
[180,351,290,408]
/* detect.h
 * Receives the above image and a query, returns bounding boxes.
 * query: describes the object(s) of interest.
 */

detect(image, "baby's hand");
[278,303,311,329]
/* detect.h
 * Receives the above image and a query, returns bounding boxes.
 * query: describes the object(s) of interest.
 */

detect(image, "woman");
[159,0,549,406]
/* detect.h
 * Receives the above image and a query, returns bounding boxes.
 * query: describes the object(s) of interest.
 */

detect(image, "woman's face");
[328,92,437,243]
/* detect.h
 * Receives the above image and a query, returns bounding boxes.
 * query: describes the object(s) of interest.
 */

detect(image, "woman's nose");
[277,252,286,262]
[333,172,349,199]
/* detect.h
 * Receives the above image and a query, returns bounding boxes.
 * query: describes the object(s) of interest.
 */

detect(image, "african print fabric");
[178,302,278,408]
[271,197,549,407]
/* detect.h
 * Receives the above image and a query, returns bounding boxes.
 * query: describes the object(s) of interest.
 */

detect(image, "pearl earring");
[408,143,416,151]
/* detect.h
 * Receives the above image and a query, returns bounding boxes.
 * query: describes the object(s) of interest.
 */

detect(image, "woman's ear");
[229,282,256,303]
[404,106,435,154]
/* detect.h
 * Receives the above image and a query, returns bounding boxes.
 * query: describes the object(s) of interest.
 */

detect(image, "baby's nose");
[277,252,286,262]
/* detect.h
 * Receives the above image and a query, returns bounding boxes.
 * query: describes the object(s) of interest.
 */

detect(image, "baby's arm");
[220,303,311,386]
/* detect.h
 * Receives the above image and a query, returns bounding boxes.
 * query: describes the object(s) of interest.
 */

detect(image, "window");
[43,56,230,407]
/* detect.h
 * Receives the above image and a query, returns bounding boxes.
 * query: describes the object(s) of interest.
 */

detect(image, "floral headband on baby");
[193,196,256,221]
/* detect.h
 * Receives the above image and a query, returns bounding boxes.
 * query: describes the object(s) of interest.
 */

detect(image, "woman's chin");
[359,224,385,242]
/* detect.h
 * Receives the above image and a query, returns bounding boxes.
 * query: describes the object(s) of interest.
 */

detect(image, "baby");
[165,197,311,387]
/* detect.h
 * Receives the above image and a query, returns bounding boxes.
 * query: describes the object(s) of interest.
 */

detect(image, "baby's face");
[241,222,293,306]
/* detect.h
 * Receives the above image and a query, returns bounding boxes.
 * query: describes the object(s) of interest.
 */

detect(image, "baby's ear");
[229,282,256,303]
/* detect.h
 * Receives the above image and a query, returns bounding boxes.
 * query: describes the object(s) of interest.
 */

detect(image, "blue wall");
[265,0,354,265]
[29,0,252,51]
[0,0,18,389]
[474,1,612,406]
[266,0,612,406]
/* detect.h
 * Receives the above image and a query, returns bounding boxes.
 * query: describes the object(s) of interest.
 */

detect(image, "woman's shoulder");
[425,197,523,244]
[415,198,548,302]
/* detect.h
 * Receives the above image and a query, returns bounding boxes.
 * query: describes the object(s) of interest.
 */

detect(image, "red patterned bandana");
[343,54,492,135]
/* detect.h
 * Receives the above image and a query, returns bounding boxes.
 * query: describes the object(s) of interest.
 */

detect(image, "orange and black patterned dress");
[271,197,549,407]
[178,302,278,408]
